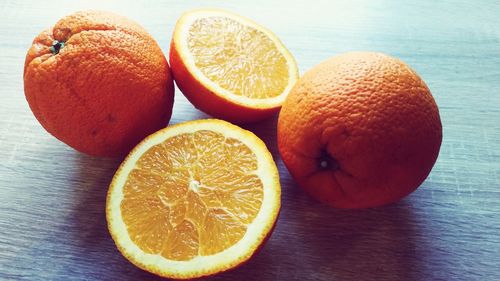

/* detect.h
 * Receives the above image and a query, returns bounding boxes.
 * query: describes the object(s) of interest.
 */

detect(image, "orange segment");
[107,119,280,279]
[201,208,248,256]
[163,220,199,261]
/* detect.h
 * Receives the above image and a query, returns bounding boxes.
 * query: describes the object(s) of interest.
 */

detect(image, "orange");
[23,10,174,157]
[278,52,442,209]
[106,119,281,279]
[169,9,298,123]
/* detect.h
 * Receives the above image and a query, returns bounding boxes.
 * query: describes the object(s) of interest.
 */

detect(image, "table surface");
[1,1,500,280]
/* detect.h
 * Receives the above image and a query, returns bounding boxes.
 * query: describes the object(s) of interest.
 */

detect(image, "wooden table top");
[1,1,499,280]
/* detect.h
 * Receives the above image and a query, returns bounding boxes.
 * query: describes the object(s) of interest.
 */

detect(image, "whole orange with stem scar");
[23,10,174,157]
[278,52,442,208]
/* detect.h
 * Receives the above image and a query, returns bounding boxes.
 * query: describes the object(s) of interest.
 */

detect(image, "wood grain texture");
[1,0,499,280]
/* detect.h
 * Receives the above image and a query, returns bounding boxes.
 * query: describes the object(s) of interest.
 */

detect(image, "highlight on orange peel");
[106,119,281,279]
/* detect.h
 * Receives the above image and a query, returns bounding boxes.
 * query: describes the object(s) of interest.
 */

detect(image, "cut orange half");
[106,119,281,279]
[170,9,299,123]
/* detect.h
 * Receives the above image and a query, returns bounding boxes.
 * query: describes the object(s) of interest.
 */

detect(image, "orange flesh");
[187,16,289,99]
[121,130,264,261]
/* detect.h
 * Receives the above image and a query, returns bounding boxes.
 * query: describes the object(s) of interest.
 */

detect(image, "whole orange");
[24,11,174,157]
[278,52,442,208]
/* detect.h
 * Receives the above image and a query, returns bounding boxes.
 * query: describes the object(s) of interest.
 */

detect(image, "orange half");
[106,119,281,279]
[170,9,299,123]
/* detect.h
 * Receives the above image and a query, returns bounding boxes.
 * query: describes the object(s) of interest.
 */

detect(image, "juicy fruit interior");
[187,16,289,99]
[121,130,264,261]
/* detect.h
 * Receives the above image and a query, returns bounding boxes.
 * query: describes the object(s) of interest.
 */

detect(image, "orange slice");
[106,119,281,279]
[170,9,299,123]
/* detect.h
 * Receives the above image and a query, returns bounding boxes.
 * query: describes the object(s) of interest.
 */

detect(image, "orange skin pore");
[278,52,442,209]
[24,11,174,157]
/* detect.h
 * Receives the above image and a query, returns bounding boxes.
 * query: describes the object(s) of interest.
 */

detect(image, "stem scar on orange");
[278,52,442,209]
[24,10,174,157]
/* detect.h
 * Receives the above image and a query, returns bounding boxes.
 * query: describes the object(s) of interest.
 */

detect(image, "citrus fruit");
[278,52,442,209]
[106,119,281,279]
[23,10,174,157]
[169,9,299,123]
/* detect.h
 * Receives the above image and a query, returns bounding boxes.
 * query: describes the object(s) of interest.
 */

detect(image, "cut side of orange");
[170,9,299,123]
[106,119,280,279]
